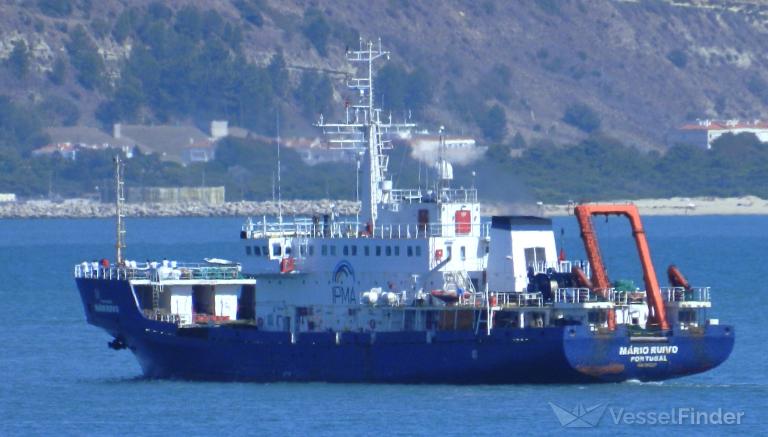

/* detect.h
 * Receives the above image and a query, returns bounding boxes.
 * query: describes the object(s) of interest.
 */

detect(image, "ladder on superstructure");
[152,281,163,313]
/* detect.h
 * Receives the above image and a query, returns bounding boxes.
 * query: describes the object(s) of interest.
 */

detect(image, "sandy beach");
[540,195,768,216]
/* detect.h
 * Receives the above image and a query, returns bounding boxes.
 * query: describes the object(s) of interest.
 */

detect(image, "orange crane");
[574,204,670,331]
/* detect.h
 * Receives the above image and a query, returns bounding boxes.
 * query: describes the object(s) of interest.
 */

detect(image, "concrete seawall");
[0,200,360,219]
[2,196,766,219]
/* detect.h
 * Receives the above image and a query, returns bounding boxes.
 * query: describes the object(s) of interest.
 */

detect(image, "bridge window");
[343,246,349,256]
[376,246,382,256]
[394,246,400,256]
[460,246,466,261]
[415,246,422,256]
[385,246,392,256]
[272,243,282,257]
[246,246,252,255]
[351,245,358,256]
[587,311,606,326]
[524,247,547,268]
[309,245,315,256]
[679,309,697,324]
[300,245,306,256]
[321,245,328,256]
[407,246,413,257]
[285,246,292,256]
[364,246,370,256]
[254,246,261,256]
[330,246,337,256]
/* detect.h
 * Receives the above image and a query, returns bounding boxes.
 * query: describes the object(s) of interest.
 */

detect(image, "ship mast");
[114,155,126,265]
[317,38,414,228]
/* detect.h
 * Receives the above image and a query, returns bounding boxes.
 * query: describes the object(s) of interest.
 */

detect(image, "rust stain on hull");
[575,363,625,377]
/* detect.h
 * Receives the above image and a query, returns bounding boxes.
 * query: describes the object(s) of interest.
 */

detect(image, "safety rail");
[554,287,608,304]
[74,262,244,281]
[662,286,711,302]
[243,219,490,240]
[145,311,183,325]
[613,290,647,306]
[458,291,486,306]
[528,260,591,276]
[359,290,546,309]
[610,287,711,305]
[390,187,478,204]
[494,291,544,307]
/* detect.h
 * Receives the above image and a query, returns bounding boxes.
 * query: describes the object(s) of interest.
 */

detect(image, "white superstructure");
[233,40,712,337]
[239,40,547,333]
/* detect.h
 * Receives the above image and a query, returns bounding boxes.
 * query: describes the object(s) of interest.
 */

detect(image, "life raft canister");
[280,257,295,273]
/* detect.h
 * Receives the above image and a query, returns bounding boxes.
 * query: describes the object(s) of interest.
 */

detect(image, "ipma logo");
[332,261,356,304]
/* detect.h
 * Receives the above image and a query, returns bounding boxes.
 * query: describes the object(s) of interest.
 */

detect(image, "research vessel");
[74,40,733,383]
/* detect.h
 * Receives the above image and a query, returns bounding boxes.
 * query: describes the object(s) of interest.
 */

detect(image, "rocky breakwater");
[0,199,360,219]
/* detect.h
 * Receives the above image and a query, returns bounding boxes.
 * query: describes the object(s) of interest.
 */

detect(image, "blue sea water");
[0,215,766,435]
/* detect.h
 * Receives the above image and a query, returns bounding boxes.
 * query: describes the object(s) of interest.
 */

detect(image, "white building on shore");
[667,119,768,149]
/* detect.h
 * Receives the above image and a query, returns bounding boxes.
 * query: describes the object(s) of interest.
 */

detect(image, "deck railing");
[390,187,478,204]
[74,262,244,281]
[554,287,604,304]
[528,260,591,276]
[494,291,544,307]
[243,220,490,240]
[662,286,710,303]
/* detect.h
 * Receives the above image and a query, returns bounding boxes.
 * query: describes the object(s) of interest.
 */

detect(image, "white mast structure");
[114,155,126,265]
[276,112,283,226]
[317,38,414,229]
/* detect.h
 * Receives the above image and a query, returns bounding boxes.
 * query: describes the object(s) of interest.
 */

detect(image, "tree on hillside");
[37,95,80,127]
[48,57,67,85]
[268,51,289,98]
[511,132,527,149]
[296,70,333,119]
[65,25,107,90]
[375,63,434,113]
[481,64,513,103]
[0,96,50,154]
[234,0,264,27]
[666,49,688,69]
[747,75,768,105]
[563,103,601,133]
[302,8,331,56]
[37,0,73,17]
[4,40,30,79]
[478,104,507,142]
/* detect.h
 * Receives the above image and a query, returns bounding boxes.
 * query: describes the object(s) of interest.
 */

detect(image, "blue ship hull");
[76,277,734,384]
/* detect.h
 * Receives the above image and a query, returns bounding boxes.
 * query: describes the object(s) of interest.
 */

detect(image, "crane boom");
[574,204,670,331]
